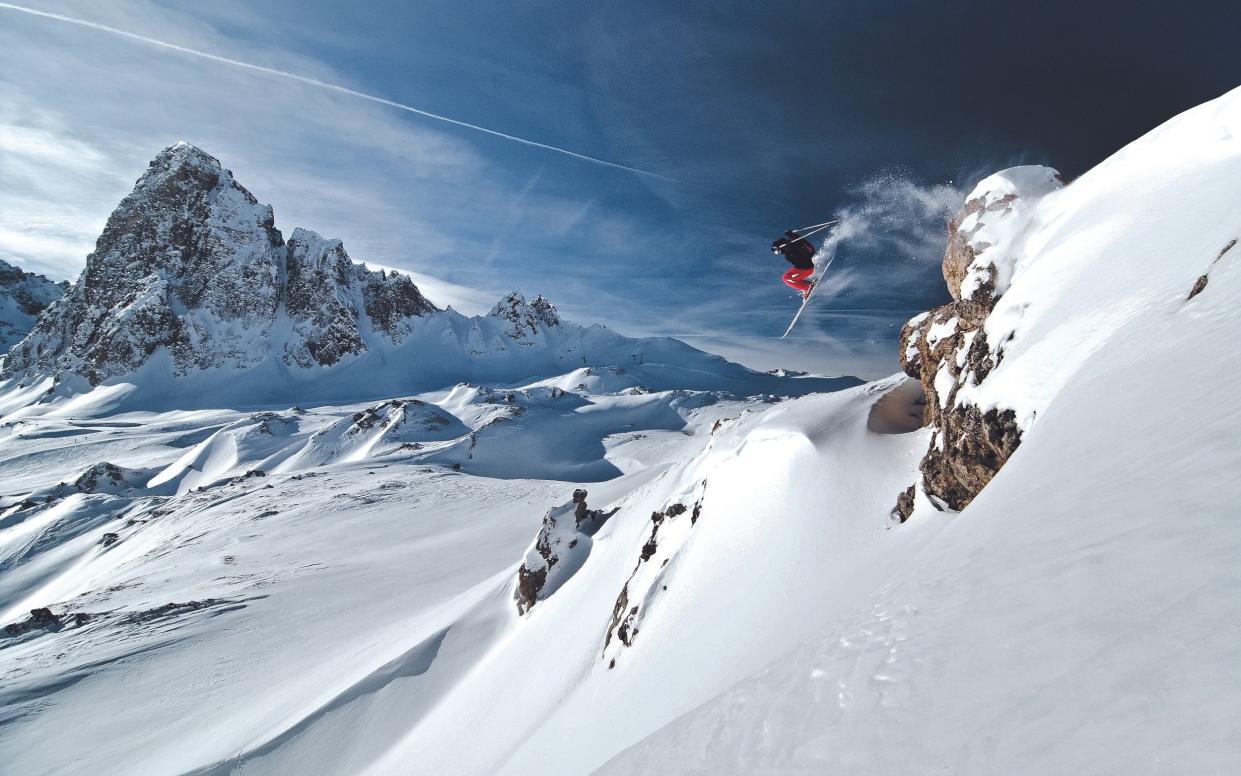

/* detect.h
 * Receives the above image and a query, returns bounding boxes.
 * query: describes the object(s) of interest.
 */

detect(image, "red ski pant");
[782,266,814,292]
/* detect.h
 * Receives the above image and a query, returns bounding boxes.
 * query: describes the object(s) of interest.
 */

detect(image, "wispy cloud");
[0,1,677,181]
[0,1,968,378]
[0,0,615,300]
[0,116,135,277]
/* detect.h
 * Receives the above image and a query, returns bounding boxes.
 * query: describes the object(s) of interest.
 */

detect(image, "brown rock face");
[892,485,915,523]
[918,406,1021,511]
[941,197,986,301]
[515,565,548,614]
[515,489,615,613]
[897,298,1020,516]
[894,180,1042,518]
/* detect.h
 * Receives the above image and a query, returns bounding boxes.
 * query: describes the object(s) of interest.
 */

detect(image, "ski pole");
[784,221,836,245]
[790,218,839,233]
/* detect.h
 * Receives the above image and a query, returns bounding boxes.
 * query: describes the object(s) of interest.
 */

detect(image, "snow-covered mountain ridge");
[0,257,66,355]
[2,142,434,385]
[0,143,853,416]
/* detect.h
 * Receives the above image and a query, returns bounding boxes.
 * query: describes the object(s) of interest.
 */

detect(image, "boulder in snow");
[515,489,614,613]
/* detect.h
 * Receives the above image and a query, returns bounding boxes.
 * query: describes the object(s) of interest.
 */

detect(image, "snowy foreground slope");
[598,87,1241,774]
[2,85,1241,776]
[0,375,920,776]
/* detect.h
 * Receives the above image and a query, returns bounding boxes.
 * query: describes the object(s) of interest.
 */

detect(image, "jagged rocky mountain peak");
[287,228,349,276]
[488,291,562,338]
[82,140,283,321]
[1,144,439,383]
[126,140,278,242]
[529,294,560,327]
[0,258,68,354]
[0,258,68,297]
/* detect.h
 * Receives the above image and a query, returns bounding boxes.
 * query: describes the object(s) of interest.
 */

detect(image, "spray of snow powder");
[816,173,964,275]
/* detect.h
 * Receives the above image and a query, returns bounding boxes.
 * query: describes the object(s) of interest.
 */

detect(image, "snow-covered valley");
[2,82,1240,776]
[0,369,923,774]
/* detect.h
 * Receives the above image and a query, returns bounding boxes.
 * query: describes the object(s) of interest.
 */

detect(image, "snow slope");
[597,84,1241,774]
[2,85,1240,776]
[0,367,922,775]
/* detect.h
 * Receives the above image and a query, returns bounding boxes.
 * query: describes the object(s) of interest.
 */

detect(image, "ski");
[781,287,816,338]
[781,253,836,338]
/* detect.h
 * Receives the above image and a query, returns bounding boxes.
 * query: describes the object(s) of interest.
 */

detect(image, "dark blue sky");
[3,0,1239,375]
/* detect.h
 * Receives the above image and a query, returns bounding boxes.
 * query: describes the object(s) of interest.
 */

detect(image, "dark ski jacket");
[772,230,816,269]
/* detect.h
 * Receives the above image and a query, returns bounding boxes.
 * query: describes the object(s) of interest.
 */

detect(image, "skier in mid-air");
[771,229,818,300]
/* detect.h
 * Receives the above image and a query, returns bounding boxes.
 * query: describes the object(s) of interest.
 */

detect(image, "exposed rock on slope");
[941,166,1064,303]
[1186,238,1236,300]
[896,166,1063,517]
[600,479,709,669]
[1,143,435,384]
[0,259,67,355]
[516,489,615,613]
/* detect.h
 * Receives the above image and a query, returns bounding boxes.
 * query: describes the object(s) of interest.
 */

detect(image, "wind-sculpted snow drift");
[3,85,1241,776]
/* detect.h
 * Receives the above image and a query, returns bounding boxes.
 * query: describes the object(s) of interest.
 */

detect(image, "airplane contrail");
[0,1,676,182]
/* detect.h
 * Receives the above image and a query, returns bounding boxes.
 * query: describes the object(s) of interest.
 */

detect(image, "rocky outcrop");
[489,292,561,340]
[2,461,152,516]
[3,599,241,640]
[3,607,65,637]
[1,142,436,384]
[895,166,1063,519]
[602,484,706,668]
[943,166,1064,304]
[0,259,67,354]
[941,197,988,300]
[515,489,615,613]
[72,462,148,494]
[1186,238,1236,301]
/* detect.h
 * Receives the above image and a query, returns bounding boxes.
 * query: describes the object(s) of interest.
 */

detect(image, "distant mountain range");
[0,143,858,415]
[0,258,66,355]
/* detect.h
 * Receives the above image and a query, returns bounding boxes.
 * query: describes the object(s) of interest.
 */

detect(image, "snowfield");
[2,84,1240,776]
[0,370,910,775]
